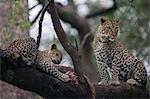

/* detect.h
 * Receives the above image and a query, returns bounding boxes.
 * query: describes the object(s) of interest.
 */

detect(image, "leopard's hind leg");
[127,60,147,87]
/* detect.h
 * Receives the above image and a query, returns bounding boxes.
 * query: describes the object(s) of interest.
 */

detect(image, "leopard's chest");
[94,44,114,67]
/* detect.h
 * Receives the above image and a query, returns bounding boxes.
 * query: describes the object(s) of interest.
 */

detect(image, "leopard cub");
[0,37,70,82]
[36,44,70,82]
[93,17,147,87]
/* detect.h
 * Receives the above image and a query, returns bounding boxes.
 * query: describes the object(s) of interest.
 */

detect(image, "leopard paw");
[109,79,120,85]
[98,79,109,86]
[127,78,141,87]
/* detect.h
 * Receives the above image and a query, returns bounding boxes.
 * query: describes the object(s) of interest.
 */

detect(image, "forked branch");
[37,1,50,49]
[47,0,84,82]
[47,0,95,98]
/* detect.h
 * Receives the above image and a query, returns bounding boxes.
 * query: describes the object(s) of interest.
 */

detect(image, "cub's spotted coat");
[93,17,147,87]
[0,37,70,82]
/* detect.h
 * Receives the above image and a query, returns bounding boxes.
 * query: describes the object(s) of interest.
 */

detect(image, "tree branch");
[31,6,43,25]
[56,3,90,39]
[29,3,39,10]
[47,1,95,98]
[75,38,79,51]
[47,0,84,82]
[0,58,94,98]
[86,0,117,18]
[0,80,41,99]
[1,49,149,98]
[83,74,96,99]
[79,33,92,52]
[95,82,149,98]
[37,1,50,48]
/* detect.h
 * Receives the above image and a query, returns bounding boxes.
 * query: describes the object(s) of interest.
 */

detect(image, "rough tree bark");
[0,80,41,99]
[0,0,149,98]
[1,59,93,98]
[1,60,149,98]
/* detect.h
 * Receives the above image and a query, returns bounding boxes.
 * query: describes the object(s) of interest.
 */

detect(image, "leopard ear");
[100,17,107,24]
[51,44,57,50]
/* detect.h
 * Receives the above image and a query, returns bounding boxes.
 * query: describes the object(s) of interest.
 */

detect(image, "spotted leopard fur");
[93,17,147,87]
[0,37,70,82]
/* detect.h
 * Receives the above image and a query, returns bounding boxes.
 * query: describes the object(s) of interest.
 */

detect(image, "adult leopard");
[93,17,147,87]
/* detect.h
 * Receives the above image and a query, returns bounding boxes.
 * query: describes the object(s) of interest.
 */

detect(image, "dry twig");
[37,1,51,48]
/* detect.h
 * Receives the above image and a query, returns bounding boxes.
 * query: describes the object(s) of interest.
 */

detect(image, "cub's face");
[96,17,119,43]
[49,44,62,64]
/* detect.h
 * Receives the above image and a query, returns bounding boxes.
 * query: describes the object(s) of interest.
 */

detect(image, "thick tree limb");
[0,80,41,99]
[83,74,96,99]
[0,53,149,98]
[95,82,149,98]
[79,33,92,51]
[1,61,149,98]
[0,59,93,98]
[47,0,84,82]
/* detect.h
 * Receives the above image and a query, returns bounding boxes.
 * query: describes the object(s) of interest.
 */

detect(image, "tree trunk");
[0,0,29,45]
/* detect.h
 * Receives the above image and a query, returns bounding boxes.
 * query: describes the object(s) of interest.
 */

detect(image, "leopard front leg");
[38,63,71,82]
[109,67,120,85]
[97,61,109,86]
[109,58,120,85]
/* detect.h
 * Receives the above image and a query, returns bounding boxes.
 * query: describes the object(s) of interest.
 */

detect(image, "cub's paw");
[98,79,109,86]
[127,78,141,87]
[109,79,120,85]
[60,74,71,82]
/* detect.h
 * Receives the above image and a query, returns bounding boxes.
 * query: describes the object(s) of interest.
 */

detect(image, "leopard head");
[49,44,62,64]
[96,17,120,43]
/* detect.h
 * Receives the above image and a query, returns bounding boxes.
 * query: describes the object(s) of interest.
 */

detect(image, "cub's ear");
[114,18,120,24]
[51,44,57,50]
[100,17,107,24]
